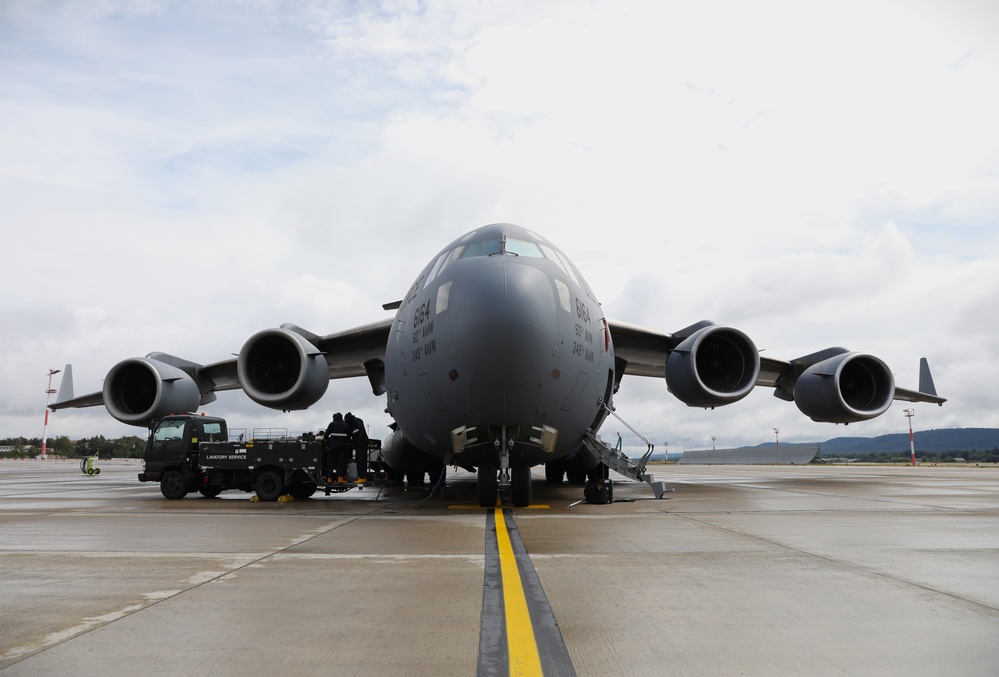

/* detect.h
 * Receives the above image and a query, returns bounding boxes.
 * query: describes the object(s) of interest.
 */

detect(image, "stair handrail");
[599,404,656,475]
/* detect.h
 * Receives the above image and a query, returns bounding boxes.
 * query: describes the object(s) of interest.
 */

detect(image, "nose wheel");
[510,457,532,507]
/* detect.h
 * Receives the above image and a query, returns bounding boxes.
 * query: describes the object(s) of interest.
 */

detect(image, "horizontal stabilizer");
[893,358,946,406]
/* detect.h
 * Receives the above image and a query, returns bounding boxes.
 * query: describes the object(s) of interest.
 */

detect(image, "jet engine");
[665,325,760,407]
[103,357,201,426]
[793,352,894,423]
[237,328,329,410]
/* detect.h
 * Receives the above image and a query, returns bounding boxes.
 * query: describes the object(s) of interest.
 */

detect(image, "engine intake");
[103,358,201,426]
[793,352,894,423]
[666,325,760,407]
[237,328,329,410]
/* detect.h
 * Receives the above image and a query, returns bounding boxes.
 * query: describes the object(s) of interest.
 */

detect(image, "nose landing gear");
[477,426,534,508]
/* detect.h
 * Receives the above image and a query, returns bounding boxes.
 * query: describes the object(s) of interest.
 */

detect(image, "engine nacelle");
[103,357,201,426]
[380,429,413,472]
[381,429,443,472]
[237,328,330,410]
[665,325,760,407]
[793,352,895,423]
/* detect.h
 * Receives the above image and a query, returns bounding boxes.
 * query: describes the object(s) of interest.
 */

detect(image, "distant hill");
[628,428,999,461]
[762,428,999,456]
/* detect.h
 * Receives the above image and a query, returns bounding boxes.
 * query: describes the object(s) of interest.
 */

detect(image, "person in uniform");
[344,412,369,484]
[324,412,351,483]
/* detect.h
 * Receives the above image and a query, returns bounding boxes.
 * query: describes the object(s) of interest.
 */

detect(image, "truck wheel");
[199,485,223,498]
[161,470,188,500]
[254,470,285,502]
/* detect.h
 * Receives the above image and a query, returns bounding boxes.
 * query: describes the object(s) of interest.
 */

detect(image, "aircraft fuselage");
[384,224,615,473]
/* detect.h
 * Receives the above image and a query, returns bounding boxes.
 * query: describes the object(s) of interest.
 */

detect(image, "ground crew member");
[344,412,369,483]
[324,412,351,483]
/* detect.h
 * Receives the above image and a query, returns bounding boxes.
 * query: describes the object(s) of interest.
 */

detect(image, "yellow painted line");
[448,504,550,510]
[495,508,543,677]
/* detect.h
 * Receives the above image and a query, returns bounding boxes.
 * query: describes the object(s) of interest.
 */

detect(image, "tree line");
[0,435,146,459]
[827,448,999,464]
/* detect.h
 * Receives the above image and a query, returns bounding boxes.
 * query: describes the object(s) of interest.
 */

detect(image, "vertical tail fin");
[918,358,938,397]
[53,364,74,405]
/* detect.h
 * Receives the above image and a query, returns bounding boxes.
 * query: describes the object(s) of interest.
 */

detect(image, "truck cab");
[139,414,228,498]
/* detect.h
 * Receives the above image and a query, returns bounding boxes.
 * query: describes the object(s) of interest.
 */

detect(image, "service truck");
[137,414,379,500]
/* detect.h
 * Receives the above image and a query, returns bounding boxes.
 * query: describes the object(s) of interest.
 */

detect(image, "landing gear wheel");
[477,457,498,508]
[584,480,613,505]
[289,483,317,499]
[254,470,285,502]
[544,463,564,484]
[426,460,447,486]
[160,469,188,500]
[511,459,532,508]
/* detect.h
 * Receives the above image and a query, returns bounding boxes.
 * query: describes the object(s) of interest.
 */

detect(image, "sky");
[2,0,998,455]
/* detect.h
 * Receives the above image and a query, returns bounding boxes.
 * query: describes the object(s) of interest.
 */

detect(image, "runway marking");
[478,508,577,677]
[450,504,551,509]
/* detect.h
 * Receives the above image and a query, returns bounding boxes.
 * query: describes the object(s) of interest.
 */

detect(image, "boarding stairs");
[582,409,669,500]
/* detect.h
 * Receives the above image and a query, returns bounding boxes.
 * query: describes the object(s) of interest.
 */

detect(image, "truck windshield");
[153,420,186,442]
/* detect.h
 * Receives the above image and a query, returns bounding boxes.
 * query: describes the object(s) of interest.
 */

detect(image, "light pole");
[42,369,61,460]
[773,427,780,448]
[711,435,716,451]
[903,408,916,466]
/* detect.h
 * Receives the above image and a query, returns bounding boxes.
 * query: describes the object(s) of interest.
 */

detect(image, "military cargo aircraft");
[51,223,945,507]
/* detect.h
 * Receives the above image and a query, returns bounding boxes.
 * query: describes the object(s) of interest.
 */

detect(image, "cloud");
[2,0,998,452]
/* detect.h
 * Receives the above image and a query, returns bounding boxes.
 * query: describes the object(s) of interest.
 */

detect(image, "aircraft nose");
[451,260,558,388]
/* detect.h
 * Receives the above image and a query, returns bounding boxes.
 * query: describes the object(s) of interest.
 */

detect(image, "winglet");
[918,357,938,397]
[53,364,74,406]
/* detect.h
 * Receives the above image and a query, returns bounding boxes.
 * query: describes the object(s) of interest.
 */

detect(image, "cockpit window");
[424,245,466,288]
[460,239,503,258]
[505,238,543,257]
[459,236,544,260]
[553,249,580,285]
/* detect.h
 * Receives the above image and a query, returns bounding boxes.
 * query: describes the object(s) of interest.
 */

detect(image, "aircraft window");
[442,245,464,270]
[461,240,503,258]
[505,238,543,257]
[554,249,580,285]
[424,251,450,288]
[436,280,452,314]
[539,244,570,277]
[554,279,571,313]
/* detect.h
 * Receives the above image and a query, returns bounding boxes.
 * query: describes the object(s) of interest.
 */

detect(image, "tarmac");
[0,458,997,676]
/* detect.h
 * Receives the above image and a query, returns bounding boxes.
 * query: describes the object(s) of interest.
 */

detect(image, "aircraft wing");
[608,320,945,407]
[51,318,395,414]
[607,320,675,378]
[315,318,394,379]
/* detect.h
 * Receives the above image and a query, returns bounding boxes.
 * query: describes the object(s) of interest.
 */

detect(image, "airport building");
[678,443,820,465]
